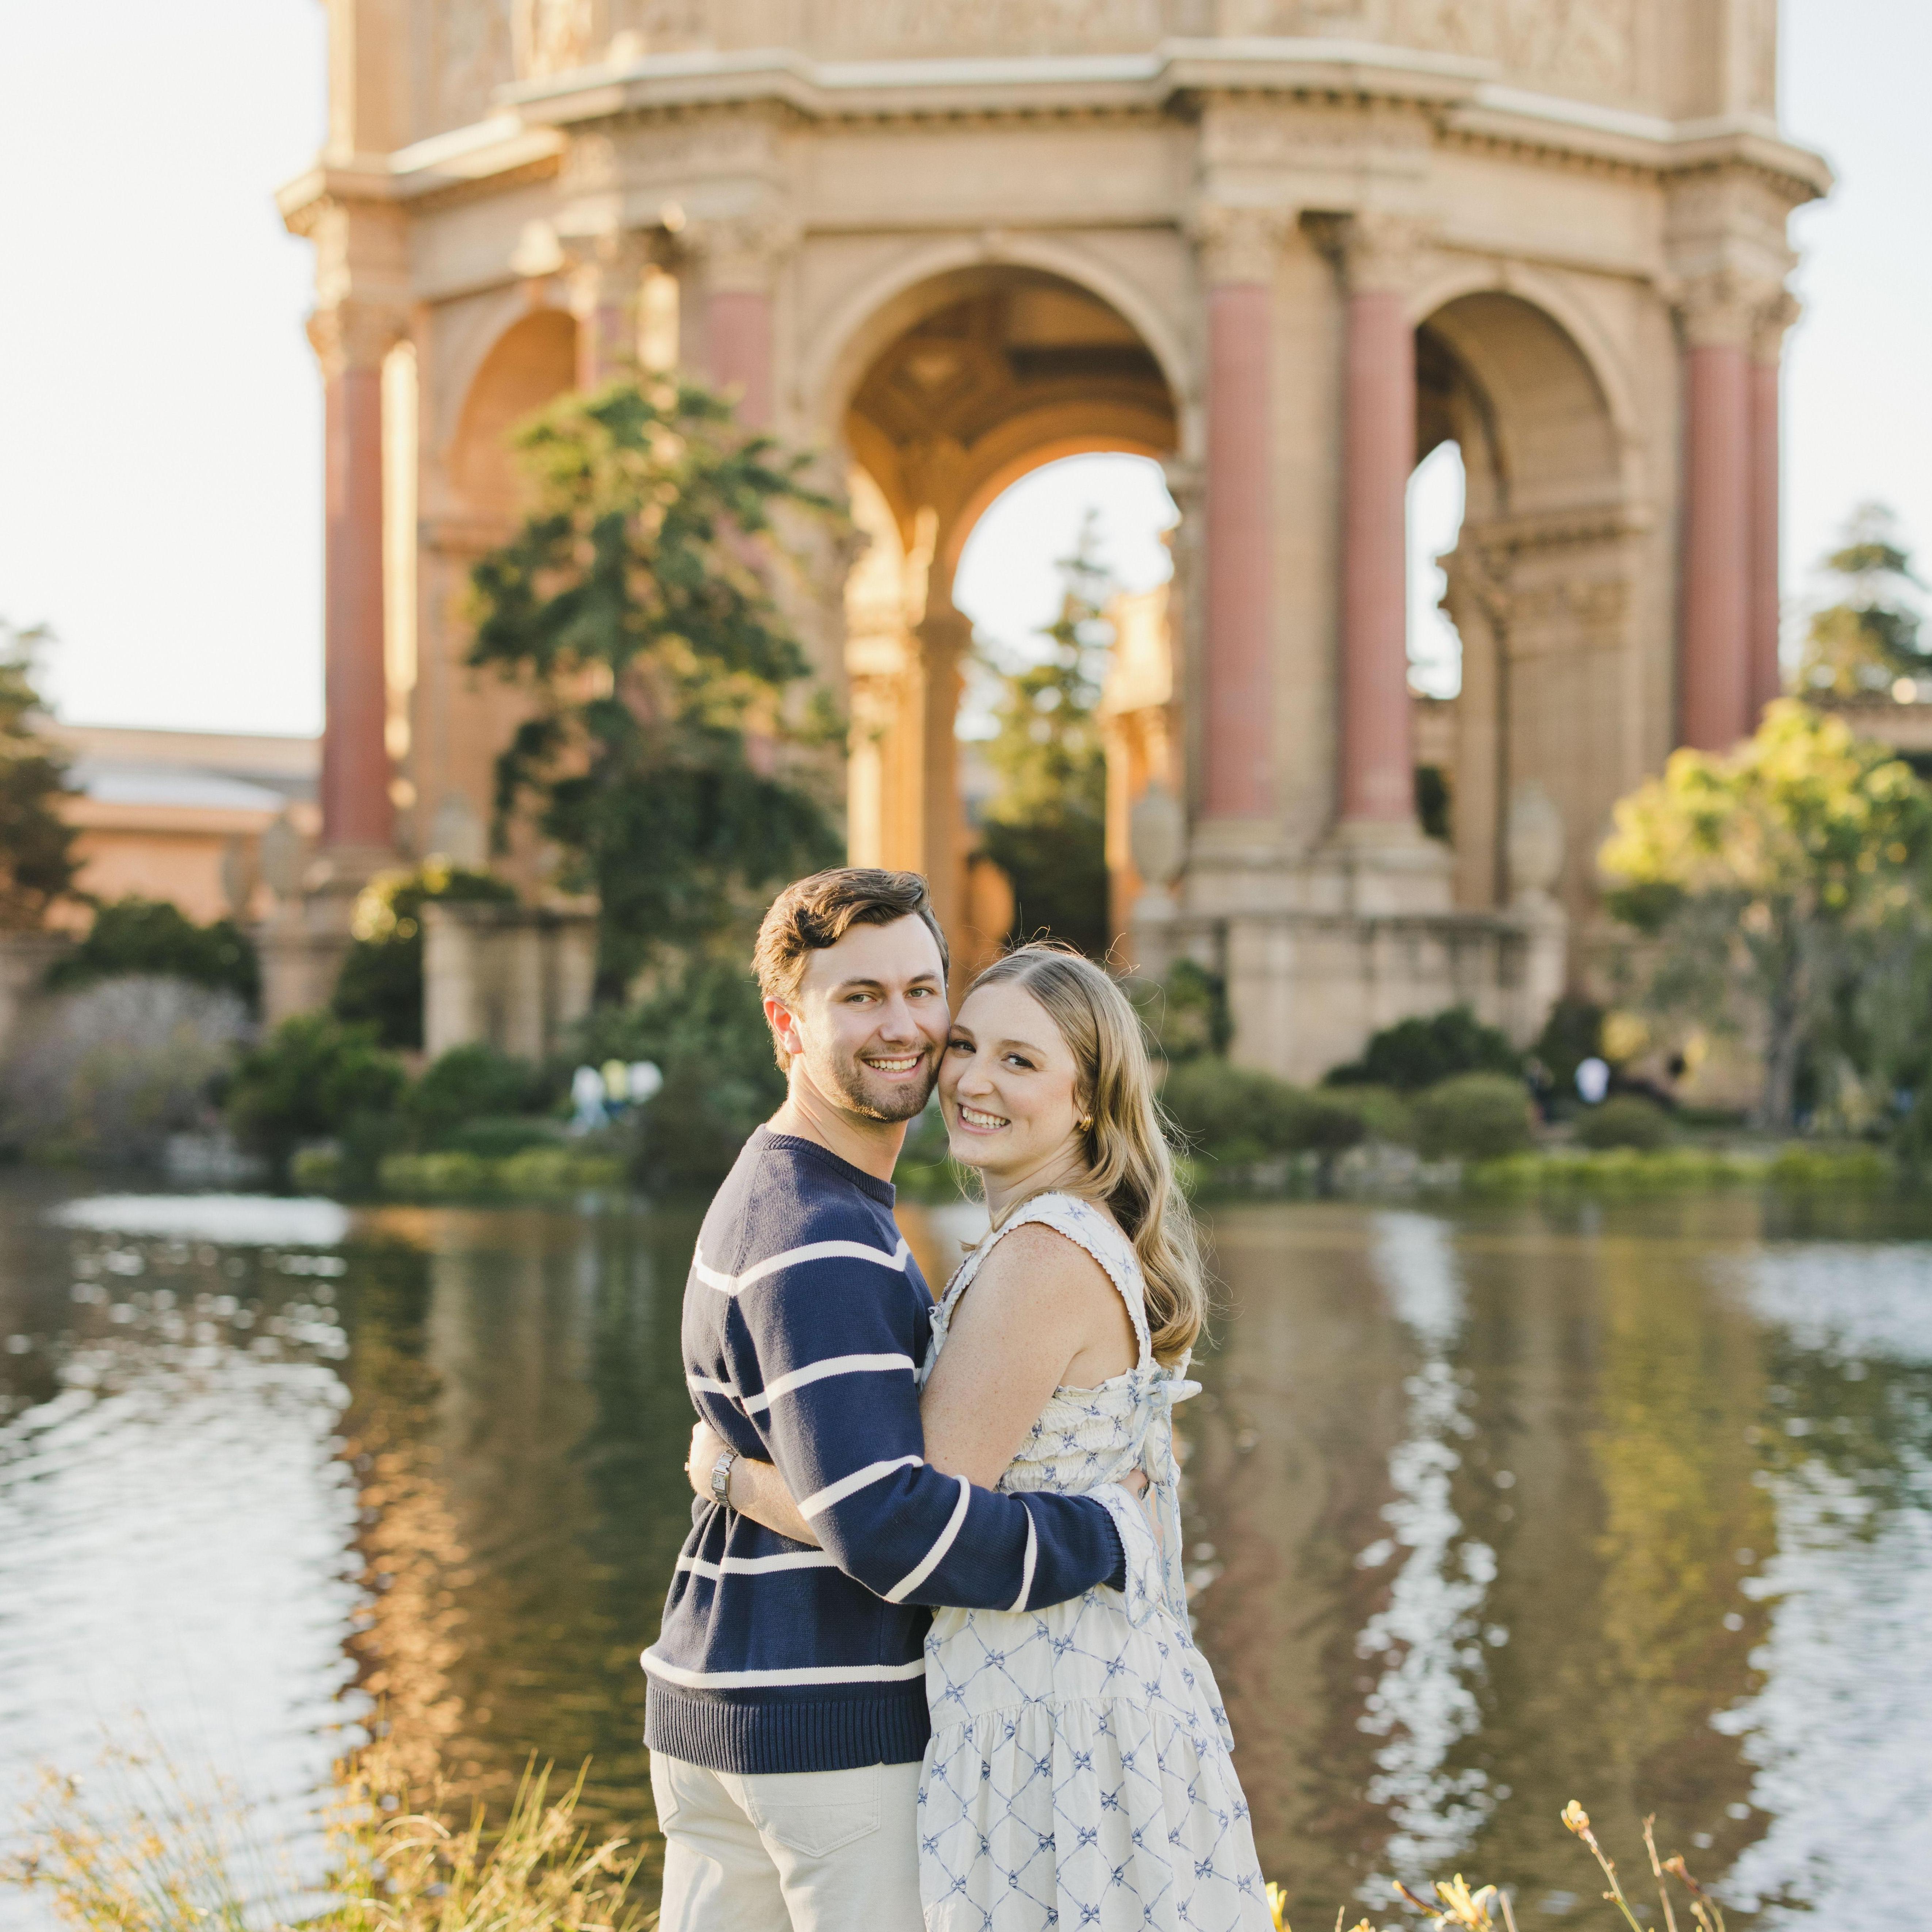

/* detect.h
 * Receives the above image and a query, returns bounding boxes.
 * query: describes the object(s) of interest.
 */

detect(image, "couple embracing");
[643,867,1270,1931]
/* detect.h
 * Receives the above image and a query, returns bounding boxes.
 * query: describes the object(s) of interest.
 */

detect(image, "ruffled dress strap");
[967,1193,1201,1629]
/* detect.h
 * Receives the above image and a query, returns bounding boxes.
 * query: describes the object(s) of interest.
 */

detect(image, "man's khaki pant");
[650,1751,923,1932]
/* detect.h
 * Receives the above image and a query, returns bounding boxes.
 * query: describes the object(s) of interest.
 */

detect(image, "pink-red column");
[696,216,788,431]
[1746,301,1795,721]
[1201,275,1275,820]
[1337,219,1430,823]
[312,304,397,851]
[1338,231,1419,823]
[1680,329,1753,752]
[1194,207,1285,825]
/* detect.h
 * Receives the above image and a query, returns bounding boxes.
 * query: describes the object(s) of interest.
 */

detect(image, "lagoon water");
[2,1177,1931,1928]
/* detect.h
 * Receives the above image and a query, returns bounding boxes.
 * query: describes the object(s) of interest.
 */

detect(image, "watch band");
[709,1446,739,1510]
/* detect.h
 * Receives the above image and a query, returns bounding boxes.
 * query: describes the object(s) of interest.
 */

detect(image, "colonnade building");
[280,0,1827,1077]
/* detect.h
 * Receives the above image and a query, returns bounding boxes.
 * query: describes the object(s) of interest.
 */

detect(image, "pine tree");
[467,378,845,997]
[976,510,1114,958]
[0,621,79,929]
[1798,501,1927,697]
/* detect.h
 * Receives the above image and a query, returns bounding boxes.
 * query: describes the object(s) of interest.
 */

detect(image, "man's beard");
[819,1042,936,1123]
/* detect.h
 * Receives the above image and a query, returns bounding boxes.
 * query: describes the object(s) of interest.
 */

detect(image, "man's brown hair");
[753,868,949,1065]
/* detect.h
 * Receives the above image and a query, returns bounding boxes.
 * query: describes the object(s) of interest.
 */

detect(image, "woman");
[692,942,1271,1931]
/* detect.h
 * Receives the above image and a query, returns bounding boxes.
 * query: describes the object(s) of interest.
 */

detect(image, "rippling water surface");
[3,1180,1931,1928]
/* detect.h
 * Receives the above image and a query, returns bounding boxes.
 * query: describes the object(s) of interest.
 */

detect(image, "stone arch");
[806,237,1197,459]
[831,262,1182,962]
[1413,286,1645,926]
[409,303,580,878]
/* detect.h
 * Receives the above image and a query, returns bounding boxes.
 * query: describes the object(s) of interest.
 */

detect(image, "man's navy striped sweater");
[642,1126,1126,1775]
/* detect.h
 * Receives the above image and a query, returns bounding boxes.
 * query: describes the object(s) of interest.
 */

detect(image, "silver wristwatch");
[709,1445,740,1510]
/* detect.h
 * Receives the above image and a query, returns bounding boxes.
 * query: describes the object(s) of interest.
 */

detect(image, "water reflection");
[4,1184,1932,1929]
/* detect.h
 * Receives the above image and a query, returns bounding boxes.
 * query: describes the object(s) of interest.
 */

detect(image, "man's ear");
[764,995,804,1062]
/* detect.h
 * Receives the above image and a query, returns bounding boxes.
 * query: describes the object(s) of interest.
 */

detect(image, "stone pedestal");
[422,901,598,1062]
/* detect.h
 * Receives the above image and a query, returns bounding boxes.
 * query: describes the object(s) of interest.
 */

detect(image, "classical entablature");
[280,0,1828,1077]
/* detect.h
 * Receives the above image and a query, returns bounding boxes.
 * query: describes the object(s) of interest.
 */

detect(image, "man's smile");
[861,1051,926,1075]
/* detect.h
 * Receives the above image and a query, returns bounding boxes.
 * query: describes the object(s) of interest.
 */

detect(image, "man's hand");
[686,1418,728,1499]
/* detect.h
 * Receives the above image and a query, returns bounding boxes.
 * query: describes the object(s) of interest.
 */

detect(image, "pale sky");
[0,2,1924,736]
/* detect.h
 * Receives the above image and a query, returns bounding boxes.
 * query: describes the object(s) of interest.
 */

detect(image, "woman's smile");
[955,1101,1009,1133]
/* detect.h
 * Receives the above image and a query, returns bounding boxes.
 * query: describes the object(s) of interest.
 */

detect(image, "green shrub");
[1130,959,1232,1064]
[1410,1072,1534,1162]
[443,1114,564,1160]
[1160,1059,1302,1164]
[226,1012,408,1171]
[1325,1005,1522,1093]
[332,861,519,1049]
[47,898,260,1010]
[1529,994,1605,1098]
[1159,1059,1371,1165]
[404,1042,543,1148]
[1333,1083,1415,1147]
[1575,1094,1672,1150]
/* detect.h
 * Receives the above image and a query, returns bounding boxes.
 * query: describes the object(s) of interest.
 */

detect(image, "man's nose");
[875,994,919,1041]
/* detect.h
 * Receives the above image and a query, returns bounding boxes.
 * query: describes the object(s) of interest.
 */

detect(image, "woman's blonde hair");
[964,943,1206,1365]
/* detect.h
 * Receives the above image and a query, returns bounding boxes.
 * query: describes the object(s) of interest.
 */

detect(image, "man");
[643,867,1131,1931]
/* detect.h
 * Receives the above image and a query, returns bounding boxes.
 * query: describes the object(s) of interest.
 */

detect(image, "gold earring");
[1078,1115,1094,1132]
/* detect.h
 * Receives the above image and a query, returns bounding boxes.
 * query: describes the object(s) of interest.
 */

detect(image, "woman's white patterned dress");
[915,1192,1271,1932]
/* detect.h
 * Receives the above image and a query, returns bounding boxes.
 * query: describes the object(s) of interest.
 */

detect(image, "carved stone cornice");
[682,211,801,294]
[1750,286,1802,363]
[1669,266,1791,352]
[1187,203,1293,287]
[306,301,409,380]
[1334,209,1437,297]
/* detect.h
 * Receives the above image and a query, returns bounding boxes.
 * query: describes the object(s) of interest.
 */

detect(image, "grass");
[4,1732,654,1932]
[287,1146,630,1201]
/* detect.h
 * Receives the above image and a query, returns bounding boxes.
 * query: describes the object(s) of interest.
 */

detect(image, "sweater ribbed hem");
[644,1680,930,1775]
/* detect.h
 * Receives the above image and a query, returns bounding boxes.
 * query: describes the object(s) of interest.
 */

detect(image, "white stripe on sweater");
[686,1353,915,1414]
[1007,1505,1038,1613]
[798,1454,922,1519]
[884,1472,971,1603]
[693,1237,912,1296]
[676,1549,841,1578]
[640,1647,925,1690]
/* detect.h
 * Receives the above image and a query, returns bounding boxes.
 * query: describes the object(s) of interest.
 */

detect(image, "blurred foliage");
[1129,958,1232,1064]
[1600,699,1932,1131]
[0,976,249,1166]
[975,510,1113,959]
[1531,994,1606,1100]
[1324,1005,1522,1093]
[1409,1072,1535,1162]
[0,619,79,929]
[1797,501,1926,697]
[48,897,260,1011]
[1575,1093,1674,1152]
[1160,1059,1368,1169]
[226,1011,408,1177]
[402,1041,547,1149]
[467,377,843,998]
[332,860,519,1050]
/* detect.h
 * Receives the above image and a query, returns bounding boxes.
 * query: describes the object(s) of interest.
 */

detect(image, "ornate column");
[567,231,655,390]
[689,215,794,429]
[1193,207,1285,827]
[1748,291,1799,722]
[915,596,973,956]
[1337,213,1426,828]
[1677,273,1758,751]
[308,299,405,855]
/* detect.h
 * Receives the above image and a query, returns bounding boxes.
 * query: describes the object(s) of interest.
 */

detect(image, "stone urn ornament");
[1506,780,1565,907]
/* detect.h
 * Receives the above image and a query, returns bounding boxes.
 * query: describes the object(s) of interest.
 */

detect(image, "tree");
[467,378,843,998]
[332,859,517,1049]
[1599,699,1932,1130]
[976,510,1113,958]
[1323,1005,1521,1092]
[0,620,79,928]
[1798,502,1927,697]
[226,1011,408,1172]
[47,897,260,1009]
